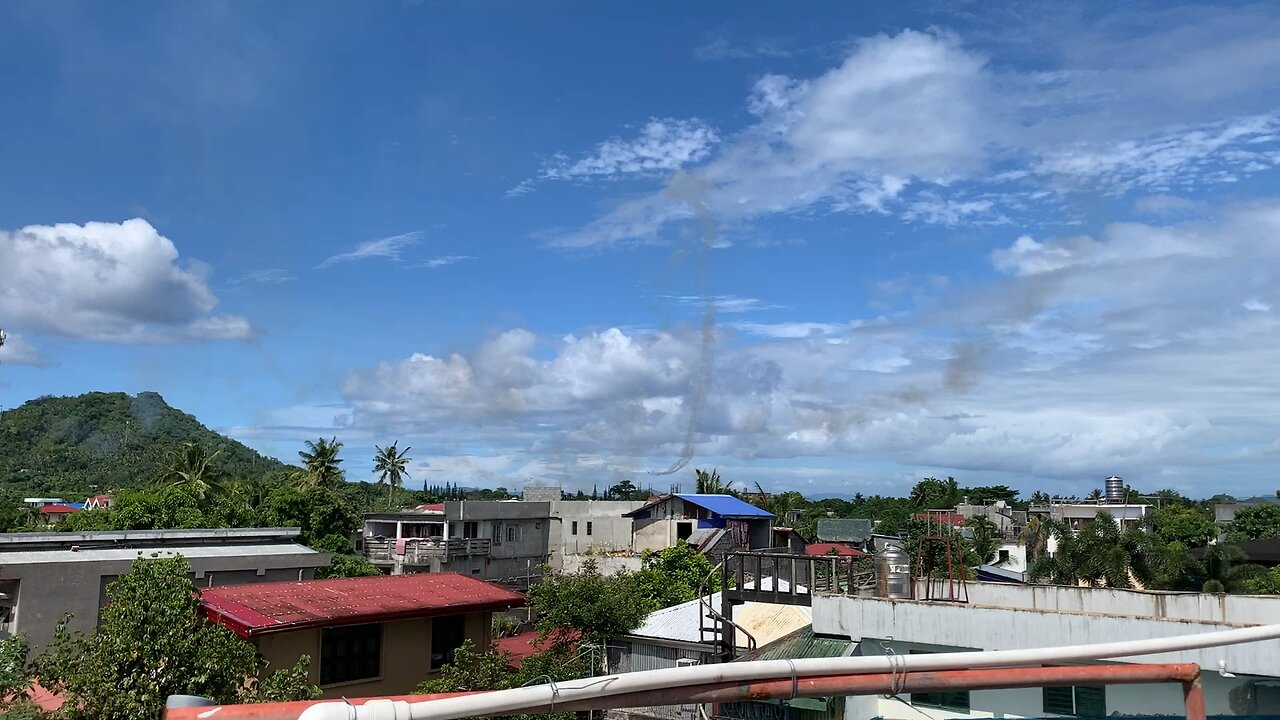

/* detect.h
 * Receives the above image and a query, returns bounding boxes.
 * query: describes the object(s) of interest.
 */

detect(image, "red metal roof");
[804,543,868,557]
[201,572,524,638]
[40,504,79,514]
[491,628,580,669]
[913,512,966,527]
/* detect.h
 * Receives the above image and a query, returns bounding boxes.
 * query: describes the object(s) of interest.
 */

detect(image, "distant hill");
[0,391,288,495]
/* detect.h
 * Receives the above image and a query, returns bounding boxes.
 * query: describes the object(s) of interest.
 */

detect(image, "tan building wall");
[631,518,677,552]
[254,611,492,698]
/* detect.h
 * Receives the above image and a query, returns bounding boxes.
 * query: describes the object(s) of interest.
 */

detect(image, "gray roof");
[0,527,302,549]
[0,543,322,565]
[816,518,873,543]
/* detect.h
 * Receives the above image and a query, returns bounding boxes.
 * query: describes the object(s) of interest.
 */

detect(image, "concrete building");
[811,579,1280,718]
[201,573,524,698]
[1029,500,1152,532]
[1213,496,1279,525]
[623,494,774,554]
[362,501,551,588]
[0,528,327,649]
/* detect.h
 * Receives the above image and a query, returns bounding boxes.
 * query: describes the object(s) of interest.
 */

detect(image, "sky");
[3,1,1280,499]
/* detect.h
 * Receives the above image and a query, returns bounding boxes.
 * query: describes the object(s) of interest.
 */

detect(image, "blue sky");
[4,1,1280,498]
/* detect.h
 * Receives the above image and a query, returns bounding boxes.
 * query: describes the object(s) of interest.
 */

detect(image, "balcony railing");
[363,537,492,565]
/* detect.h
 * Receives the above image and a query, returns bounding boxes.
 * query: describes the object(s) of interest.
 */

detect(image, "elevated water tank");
[876,543,912,599]
[1105,475,1125,504]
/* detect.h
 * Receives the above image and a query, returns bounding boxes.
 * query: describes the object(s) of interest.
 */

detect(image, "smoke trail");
[650,171,717,477]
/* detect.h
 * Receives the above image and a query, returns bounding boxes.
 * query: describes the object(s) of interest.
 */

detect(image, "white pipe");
[299,623,1280,720]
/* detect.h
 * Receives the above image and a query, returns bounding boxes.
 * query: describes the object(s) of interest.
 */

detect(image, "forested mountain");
[0,391,286,495]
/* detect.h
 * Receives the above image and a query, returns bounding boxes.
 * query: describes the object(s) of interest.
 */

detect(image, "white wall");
[552,500,645,558]
[562,554,643,575]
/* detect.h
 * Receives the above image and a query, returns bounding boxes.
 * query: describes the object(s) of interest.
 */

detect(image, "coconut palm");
[297,437,344,490]
[1029,491,1051,505]
[1029,512,1160,588]
[161,442,223,504]
[1086,488,1104,502]
[695,468,734,495]
[373,442,412,505]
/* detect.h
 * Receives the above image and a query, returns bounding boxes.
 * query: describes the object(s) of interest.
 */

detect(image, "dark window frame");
[320,623,382,686]
[431,615,467,670]
[909,650,970,712]
[586,521,593,536]
[571,521,579,535]
[1043,682,1106,716]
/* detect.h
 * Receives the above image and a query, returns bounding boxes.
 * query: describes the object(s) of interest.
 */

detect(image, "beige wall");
[631,518,676,552]
[254,611,493,699]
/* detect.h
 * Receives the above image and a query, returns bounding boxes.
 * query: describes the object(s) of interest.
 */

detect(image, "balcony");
[363,537,492,566]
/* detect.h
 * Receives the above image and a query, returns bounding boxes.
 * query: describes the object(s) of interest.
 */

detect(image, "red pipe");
[163,662,1203,720]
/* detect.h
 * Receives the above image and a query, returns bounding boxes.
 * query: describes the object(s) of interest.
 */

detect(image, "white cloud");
[318,231,421,268]
[330,199,1280,496]
[229,268,295,286]
[1132,194,1205,217]
[0,218,254,344]
[540,118,720,181]
[420,255,475,269]
[0,332,44,367]
[504,179,535,198]
[669,295,782,314]
[694,29,795,62]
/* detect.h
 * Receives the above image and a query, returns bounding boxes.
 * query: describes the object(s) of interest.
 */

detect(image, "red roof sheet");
[804,543,868,557]
[201,572,524,638]
[914,512,966,527]
[492,628,581,669]
[40,504,79,514]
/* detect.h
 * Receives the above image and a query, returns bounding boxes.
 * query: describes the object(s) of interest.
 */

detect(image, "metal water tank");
[876,543,912,599]
[1105,475,1125,504]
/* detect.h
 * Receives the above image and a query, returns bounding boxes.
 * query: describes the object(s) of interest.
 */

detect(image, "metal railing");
[363,538,492,565]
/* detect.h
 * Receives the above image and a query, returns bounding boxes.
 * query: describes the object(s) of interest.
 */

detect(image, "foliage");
[1027,513,1173,589]
[0,392,285,495]
[416,639,588,720]
[909,477,963,509]
[632,542,719,611]
[694,468,735,495]
[605,479,648,501]
[491,613,521,639]
[965,516,1001,565]
[315,554,382,579]
[0,635,44,718]
[373,442,412,505]
[1230,504,1280,541]
[160,441,224,504]
[1149,505,1216,547]
[527,561,648,644]
[33,555,319,720]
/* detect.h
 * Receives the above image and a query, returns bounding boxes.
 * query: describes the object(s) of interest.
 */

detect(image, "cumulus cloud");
[318,231,421,268]
[0,332,45,367]
[325,199,1280,496]
[0,218,254,344]
[550,17,1280,246]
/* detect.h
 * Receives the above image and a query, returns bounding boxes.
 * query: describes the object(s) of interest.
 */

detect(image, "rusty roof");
[201,572,524,637]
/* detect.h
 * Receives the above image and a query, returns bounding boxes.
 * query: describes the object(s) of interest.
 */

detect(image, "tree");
[694,468,734,495]
[161,442,224,504]
[965,516,1001,565]
[417,639,587,720]
[527,561,648,645]
[908,477,962,509]
[34,555,318,720]
[606,479,646,501]
[1150,505,1216,547]
[1018,515,1057,567]
[315,554,382,579]
[964,485,1020,506]
[373,442,412,506]
[1085,488,1104,503]
[297,437,344,490]
[0,635,42,718]
[1197,543,1270,593]
[1230,504,1280,541]
[632,543,720,611]
[1028,512,1137,588]
[1029,491,1051,505]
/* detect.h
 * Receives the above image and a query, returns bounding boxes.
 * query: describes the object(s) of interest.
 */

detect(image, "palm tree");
[1029,491,1051,505]
[1019,515,1057,567]
[695,468,734,495]
[297,437,344,490]
[373,442,412,505]
[161,442,223,503]
[1086,488,1104,503]
[1029,512,1154,588]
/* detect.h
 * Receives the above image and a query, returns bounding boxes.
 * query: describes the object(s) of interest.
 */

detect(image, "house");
[1190,538,1280,568]
[623,494,774,554]
[361,500,551,588]
[810,578,1280,717]
[1213,496,1279,524]
[83,494,113,511]
[0,528,328,649]
[37,503,80,525]
[201,573,523,698]
[520,486,646,566]
[1028,500,1152,532]
[770,526,808,553]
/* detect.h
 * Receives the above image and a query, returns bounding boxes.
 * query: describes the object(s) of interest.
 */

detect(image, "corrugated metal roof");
[804,543,868,557]
[201,572,524,637]
[676,494,773,518]
[627,578,805,644]
[0,543,322,565]
[733,603,813,648]
[815,518,873,542]
[735,626,854,662]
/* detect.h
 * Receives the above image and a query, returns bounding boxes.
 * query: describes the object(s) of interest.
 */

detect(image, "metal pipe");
[164,663,1203,720]
[1183,676,1207,720]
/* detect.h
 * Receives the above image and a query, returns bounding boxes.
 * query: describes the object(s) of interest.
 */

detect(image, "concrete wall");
[256,612,490,699]
[443,501,551,588]
[813,589,1280,678]
[632,517,678,553]
[551,500,644,559]
[6,551,325,650]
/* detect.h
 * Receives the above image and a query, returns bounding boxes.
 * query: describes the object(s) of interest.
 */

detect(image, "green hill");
[0,391,288,496]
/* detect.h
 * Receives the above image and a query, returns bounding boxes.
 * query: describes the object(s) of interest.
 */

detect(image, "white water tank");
[876,543,912,599]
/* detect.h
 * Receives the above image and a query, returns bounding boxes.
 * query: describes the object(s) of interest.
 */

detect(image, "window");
[1044,684,1105,716]
[677,521,694,540]
[999,549,1010,563]
[320,623,382,685]
[431,616,466,670]
[491,522,503,545]
[572,521,579,535]
[507,525,519,542]
[909,651,969,712]
[463,521,478,539]
[586,521,593,536]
